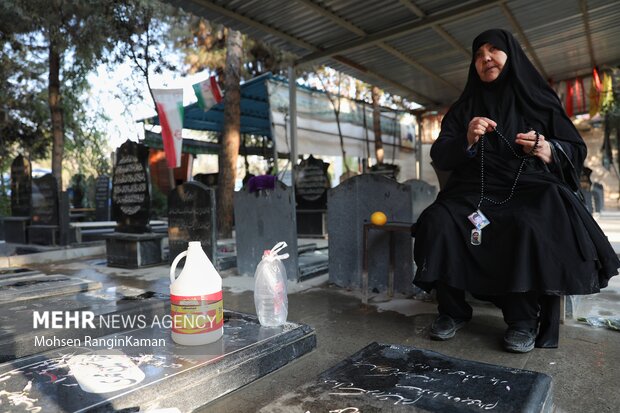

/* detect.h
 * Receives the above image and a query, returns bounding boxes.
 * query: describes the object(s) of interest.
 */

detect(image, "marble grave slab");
[0,274,102,304]
[261,342,553,413]
[0,311,316,412]
[0,287,168,362]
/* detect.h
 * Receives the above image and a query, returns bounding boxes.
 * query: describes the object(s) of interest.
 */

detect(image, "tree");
[0,4,52,199]
[217,29,242,238]
[315,67,349,175]
[112,0,197,194]
[177,19,295,236]
[179,18,294,78]
[1,0,119,191]
[112,0,188,115]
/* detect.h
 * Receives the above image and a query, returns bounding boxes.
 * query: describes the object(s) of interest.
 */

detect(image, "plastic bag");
[577,316,620,331]
[254,242,289,327]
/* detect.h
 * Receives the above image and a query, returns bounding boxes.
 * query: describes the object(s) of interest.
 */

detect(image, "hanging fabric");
[578,77,586,114]
[601,72,615,110]
[593,67,602,91]
[574,77,585,114]
[589,68,602,117]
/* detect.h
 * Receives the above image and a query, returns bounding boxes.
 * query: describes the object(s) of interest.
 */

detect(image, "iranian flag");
[152,88,184,168]
[192,76,223,110]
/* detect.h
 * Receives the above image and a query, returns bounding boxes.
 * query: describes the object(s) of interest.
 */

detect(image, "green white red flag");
[151,88,184,168]
[192,76,223,110]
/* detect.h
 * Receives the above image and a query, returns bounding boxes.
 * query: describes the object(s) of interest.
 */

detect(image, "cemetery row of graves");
[1,138,438,293]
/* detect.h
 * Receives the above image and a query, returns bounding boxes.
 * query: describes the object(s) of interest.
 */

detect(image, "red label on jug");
[170,291,223,334]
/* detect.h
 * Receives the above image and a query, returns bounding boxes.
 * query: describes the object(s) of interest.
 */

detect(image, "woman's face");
[475,43,507,82]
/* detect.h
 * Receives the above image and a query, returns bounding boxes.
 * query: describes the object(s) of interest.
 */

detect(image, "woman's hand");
[515,130,553,164]
[467,117,497,147]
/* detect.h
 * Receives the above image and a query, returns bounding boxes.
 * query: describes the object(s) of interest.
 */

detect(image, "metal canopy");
[167,0,620,109]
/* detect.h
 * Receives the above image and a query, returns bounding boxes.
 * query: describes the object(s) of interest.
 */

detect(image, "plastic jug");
[170,241,223,345]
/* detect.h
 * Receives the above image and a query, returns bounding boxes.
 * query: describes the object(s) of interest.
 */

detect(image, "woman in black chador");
[413,29,619,353]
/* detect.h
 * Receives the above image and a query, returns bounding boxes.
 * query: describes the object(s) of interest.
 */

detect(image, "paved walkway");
[2,211,620,412]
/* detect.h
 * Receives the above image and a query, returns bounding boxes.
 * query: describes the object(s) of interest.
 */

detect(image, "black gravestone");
[295,155,330,210]
[234,180,299,280]
[295,155,330,237]
[31,174,59,226]
[106,141,162,268]
[112,140,150,233]
[10,154,32,217]
[261,342,553,413]
[71,174,85,208]
[369,162,400,180]
[28,174,60,245]
[328,174,414,294]
[105,232,165,268]
[403,179,437,221]
[194,172,219,187]
[4,155,32,243]
[168,181,216,265]
[95,175,111,221]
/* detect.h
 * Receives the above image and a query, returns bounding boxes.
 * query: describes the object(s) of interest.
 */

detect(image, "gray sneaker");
[504,327,536,353]
[430,314,467,341]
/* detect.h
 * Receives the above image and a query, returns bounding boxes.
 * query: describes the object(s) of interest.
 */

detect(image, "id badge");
[468,209,490,230]
[471,228,482,245]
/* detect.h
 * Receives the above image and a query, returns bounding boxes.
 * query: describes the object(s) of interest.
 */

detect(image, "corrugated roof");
[167,0,620,109]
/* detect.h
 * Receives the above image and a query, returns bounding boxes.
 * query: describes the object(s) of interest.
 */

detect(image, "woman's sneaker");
[504,327,536,353]
[430,314,467,340]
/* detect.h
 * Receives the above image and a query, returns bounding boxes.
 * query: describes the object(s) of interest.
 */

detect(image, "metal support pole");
[265,80,278,174]
[288,66,298,183]
[416,114,423,180]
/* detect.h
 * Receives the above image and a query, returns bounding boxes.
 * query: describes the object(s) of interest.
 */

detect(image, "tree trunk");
[372,85,384,164]
[49,37,64,191]
[217,29,242,238]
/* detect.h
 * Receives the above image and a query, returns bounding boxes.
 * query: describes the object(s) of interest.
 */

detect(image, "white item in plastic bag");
[254,242,289,327]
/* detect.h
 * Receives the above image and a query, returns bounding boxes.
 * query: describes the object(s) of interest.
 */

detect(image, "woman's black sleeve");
[430,114,475,171]
[548,139,583,193]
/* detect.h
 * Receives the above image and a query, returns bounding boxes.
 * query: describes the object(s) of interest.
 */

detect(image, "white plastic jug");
[170,241,223,345]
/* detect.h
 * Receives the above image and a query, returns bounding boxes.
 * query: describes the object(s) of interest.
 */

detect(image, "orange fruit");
[370,211,387,226]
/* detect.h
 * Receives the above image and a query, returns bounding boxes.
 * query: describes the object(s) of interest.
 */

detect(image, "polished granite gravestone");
[1,216,30,244]
[10,154,32,218]
[105,140,163,268]
[328,174,415,294]
[0,287,168,362]
[168,181,217,265]
[4,155,33,244]
[58,191,71,246]
[0,272,101,304]
[233,180,299,280]
[111,140,151,234]
[95,175,111,222]
[29,173,60,245]
[295,155,330,237]
[261,342,553,413]
[403,179,437,222]
[0,311,316,413]
[105,232,166,268]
